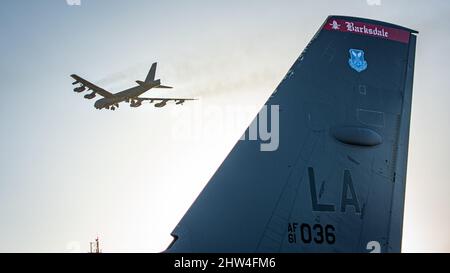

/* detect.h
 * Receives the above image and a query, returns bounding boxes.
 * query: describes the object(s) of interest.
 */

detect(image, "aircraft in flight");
[70,63,195,110]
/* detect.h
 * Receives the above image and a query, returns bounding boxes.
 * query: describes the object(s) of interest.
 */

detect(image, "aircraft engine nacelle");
[155,100,167,108]
[74,86,86,93]
[130,101,142,108]
[84,92,96,99]
[176,99,185,105]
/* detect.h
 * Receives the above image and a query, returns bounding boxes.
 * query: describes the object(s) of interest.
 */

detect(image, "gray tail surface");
[166,16,418,253]
[145,62,157,83]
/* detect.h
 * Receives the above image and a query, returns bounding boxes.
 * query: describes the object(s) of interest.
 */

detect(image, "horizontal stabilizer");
[155,85,173,89]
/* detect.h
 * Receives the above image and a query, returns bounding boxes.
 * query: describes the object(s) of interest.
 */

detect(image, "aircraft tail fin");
[145,62,157,83]
[166,15,418,253]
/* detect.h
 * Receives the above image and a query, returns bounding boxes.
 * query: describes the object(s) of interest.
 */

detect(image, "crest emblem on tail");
[348,49,368,72]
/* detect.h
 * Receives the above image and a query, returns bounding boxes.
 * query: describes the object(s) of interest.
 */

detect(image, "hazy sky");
[0,0,449,252]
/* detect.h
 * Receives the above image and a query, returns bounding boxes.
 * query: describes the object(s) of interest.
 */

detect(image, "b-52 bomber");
[70,63,195,110]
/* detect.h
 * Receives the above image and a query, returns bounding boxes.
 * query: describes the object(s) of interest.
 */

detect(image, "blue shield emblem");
[348,49,368,72]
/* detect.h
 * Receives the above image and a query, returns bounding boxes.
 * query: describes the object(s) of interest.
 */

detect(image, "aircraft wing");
[135,97,195,107]
[70,74,114,98]
[166,16,418,253]
[137,97,195,102]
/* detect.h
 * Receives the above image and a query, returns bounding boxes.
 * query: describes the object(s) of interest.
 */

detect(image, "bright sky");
[0,0,449,252]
